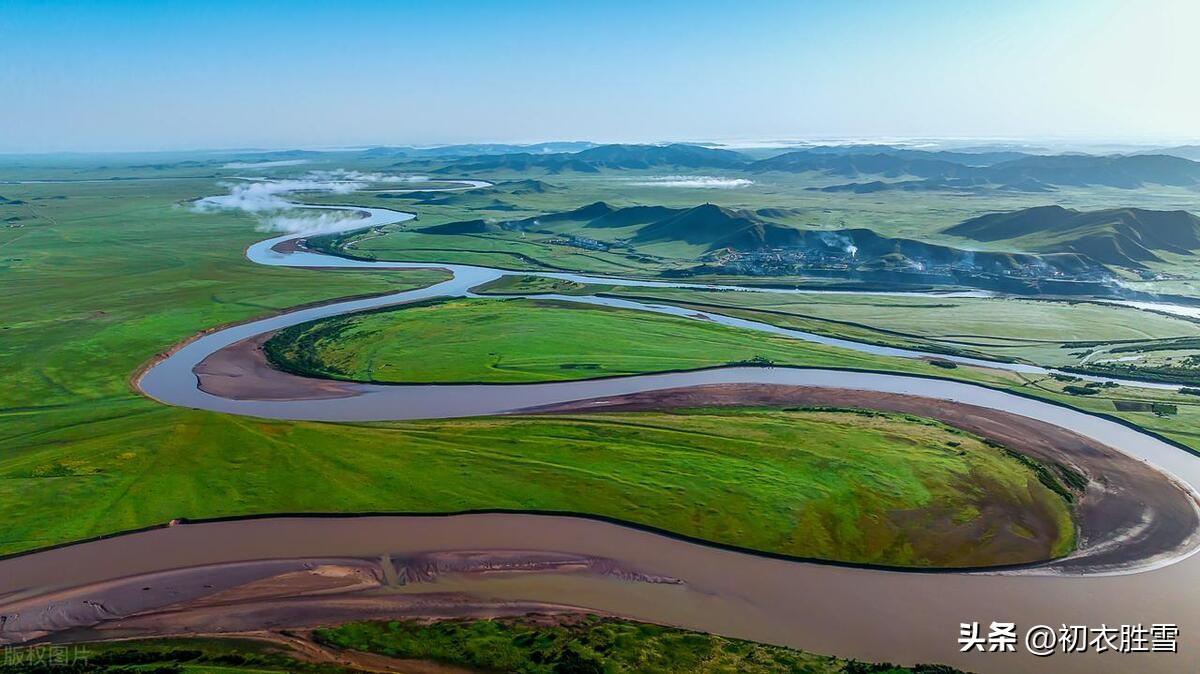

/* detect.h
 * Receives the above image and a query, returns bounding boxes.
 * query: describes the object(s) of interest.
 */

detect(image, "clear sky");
[1,0,1197,152]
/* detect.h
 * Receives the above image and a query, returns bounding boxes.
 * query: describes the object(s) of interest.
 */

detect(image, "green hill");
[416,219,502,234]
[572,143,747,169]
[632,203,766,245]
[586,204,679,228]
[945,206,1200,267]
[984,154,1200,188]
[494,178,562,194]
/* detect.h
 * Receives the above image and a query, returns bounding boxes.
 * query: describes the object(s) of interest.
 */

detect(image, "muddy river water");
[5,180,1200,673]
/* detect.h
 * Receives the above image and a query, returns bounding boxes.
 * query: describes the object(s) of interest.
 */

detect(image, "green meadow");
[1,164,1196,568]
[263,297,991,384]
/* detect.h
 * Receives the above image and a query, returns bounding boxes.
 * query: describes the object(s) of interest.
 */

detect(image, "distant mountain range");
[788,152,1200,191]
[420,144,745,174]
[415,199,1200,274]
[398,143,1200,191]
[945,206,1200,267]
[363,142,599,158]
[416,201,1099,279]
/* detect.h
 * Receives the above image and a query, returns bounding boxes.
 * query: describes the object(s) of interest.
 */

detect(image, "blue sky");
[1,0,1197,152]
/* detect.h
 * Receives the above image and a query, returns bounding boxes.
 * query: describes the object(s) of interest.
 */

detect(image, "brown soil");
[271,236,308,254]
[132,283,447,398]
[195,332,362,400]
[1,551,648,645]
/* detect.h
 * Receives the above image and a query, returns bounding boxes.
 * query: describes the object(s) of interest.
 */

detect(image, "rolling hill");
[416,201,1101,280]
[571,143,746,169]
[982,154,1200,188]
[402,142,1200,190]
[424,143,749,174]
[755,150,1200,190]
[945,206,1200,267]
[416,219,503,234]
[750,151,974,179]
[632,204,782,246]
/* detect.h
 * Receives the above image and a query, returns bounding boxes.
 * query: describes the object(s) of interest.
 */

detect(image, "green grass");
[478,277,1200,386]
[262,297,1022,384]
[315,616,969,674]
[316,170,1200,294]
[0,406,1076,566]
[0,162,1193,569]
[592,287,1200,367]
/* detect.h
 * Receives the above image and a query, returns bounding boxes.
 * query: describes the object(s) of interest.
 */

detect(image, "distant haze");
[0,0,1197,152]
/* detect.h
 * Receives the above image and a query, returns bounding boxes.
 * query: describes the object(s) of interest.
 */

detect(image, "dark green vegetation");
[316,616,970,674]
[474,274,590,295]
[1065,337,1200,385]
[0,618,969,674]
[0,637,350,674]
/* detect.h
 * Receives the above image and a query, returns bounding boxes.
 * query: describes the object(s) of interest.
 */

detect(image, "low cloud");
[306,169,430,183]
[258,211,366,234]
[632,175,754,188]
[193,179,364,213]
[192,178,367,233]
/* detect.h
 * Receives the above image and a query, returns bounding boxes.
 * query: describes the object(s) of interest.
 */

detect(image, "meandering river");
[6,179,1200,673]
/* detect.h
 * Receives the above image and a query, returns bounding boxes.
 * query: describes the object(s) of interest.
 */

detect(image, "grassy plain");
[316,616,970,674]
[1,159,1196,566]
[595,286,1200,368]
[476,274,1200,386]
[264,297,1000,384]
[1,402,1078,566]
[0,178,1074,566]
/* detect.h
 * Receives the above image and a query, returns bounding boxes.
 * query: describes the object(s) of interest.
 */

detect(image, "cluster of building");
[544,235,611,251]
[698,246,1111,283]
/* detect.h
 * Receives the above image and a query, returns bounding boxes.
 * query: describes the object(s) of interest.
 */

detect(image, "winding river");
[6,178,1200,673]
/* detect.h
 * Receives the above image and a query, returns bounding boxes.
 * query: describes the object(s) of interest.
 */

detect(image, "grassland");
[262,278,1200,458]
[2,160,1197,566]
[310,170,1200,254]
[264,297,1012,384]
[315,616,970,674]
[594,286,1200,369]
[1,402,1077,566]
[476,274,1200,386]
